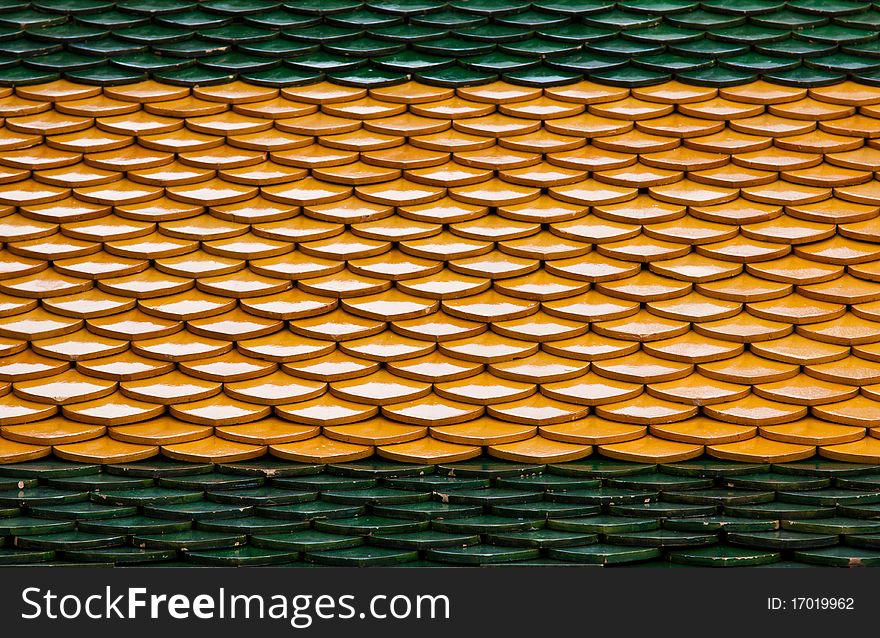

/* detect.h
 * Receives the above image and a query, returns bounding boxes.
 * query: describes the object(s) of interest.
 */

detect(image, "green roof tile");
[0,0,868,86]
[0,455,877,566]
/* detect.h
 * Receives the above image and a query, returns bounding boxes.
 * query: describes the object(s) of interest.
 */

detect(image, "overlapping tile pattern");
[3,456,880,568]
[2,78,880,468]
[1,1,880,89]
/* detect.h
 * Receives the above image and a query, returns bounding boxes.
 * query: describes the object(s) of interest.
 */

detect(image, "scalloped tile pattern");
[0,79,878,466]
[0,455,877,567]
[1,1,880,88]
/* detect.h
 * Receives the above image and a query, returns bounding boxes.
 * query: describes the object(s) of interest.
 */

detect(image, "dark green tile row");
[0,1,878,86]
[1,455,880,567]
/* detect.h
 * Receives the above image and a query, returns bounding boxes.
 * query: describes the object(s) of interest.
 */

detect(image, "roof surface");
[0,0,878,88]
[0,77,879,468]
[2,455,880,567]
[2,0,880,567]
